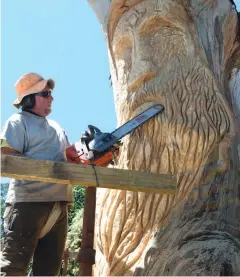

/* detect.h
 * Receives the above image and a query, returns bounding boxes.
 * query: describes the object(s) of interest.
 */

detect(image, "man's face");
[32,85,54,117]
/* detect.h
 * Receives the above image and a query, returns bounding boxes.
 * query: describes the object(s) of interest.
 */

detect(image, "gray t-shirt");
[0,111,74,204]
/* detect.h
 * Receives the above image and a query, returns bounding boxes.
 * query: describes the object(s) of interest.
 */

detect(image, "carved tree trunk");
[88,0,240,275]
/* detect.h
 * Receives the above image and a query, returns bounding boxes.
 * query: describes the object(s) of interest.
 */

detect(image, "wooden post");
[62,248,69,276]
[77,187,96,276]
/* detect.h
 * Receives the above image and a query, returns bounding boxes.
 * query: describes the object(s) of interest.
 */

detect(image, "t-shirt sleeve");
[0,118,26,153]
[63,130,71,148]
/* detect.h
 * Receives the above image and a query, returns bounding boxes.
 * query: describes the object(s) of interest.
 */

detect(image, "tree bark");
[89,0,240,275]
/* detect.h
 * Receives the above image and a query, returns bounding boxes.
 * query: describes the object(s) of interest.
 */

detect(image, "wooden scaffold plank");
[1,154,177,194]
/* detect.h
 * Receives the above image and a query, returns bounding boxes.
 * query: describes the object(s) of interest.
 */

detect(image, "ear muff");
[20,94,36,110]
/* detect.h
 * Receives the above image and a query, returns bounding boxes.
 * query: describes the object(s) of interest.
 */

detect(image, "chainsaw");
[65,104,164,167]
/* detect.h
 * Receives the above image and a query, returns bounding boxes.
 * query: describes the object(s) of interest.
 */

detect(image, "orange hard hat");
[13,72,55,108]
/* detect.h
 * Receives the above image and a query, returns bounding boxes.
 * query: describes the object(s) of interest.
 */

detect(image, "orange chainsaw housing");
[65,141,119,167]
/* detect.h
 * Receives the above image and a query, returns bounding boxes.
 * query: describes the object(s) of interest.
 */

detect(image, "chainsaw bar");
[89,104,164,153]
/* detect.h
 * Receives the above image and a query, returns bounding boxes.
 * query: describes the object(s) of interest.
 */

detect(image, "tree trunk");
[88,0,240,275]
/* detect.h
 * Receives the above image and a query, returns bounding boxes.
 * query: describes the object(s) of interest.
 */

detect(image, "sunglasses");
[35,90,52,98]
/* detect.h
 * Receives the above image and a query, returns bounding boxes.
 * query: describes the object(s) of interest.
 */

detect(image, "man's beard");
[95,61,231,276]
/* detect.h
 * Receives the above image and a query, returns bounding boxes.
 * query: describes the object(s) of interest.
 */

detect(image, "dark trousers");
[1,202,68,276]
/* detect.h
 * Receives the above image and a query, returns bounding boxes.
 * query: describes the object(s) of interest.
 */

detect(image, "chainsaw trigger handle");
[88,125,102,136]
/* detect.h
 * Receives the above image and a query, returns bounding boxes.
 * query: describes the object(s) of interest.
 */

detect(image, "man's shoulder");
[6,112,25,124]
[1,113,26,137]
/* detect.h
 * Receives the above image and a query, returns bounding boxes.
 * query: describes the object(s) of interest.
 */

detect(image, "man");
[0,73,74,276]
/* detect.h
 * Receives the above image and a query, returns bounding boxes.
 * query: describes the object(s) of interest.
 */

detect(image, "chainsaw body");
[66,128,120,166]
[66,104,164,167]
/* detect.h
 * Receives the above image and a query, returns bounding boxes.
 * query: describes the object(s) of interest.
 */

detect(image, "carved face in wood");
[109,0,234,180]
[95,1,239,275]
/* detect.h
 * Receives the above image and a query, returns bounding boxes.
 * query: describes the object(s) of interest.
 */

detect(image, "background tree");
[66,208,84,276]
[1,183,9,237]
[65,186,85,275]
[68,186,85,226]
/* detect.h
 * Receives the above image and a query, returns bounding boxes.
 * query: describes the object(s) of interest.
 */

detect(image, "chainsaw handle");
[81,125,102,142]
[87,125,102,136]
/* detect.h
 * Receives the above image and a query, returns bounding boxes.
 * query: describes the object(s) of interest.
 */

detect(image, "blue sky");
[1,0,240,183]
[1,0,116,139]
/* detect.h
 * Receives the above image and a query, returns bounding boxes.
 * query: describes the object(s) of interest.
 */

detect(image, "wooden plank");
[1,154,176,194]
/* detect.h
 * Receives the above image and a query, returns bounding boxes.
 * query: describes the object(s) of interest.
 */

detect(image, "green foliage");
[1,183,9,235]
[65,186,85,275]
[66,209,84,276]
[68,186,85,226]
